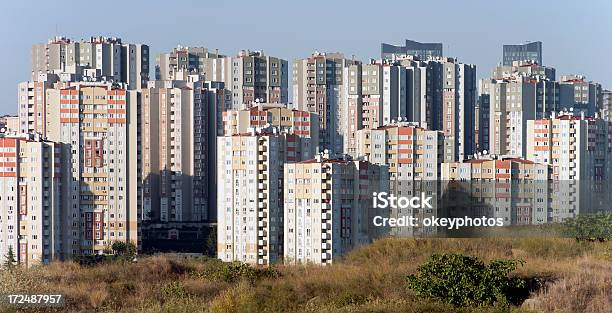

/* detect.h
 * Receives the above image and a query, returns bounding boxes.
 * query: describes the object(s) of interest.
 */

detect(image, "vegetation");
[0,237,609,312]
[407,254,525,307]
[563,212,612,242]
[2,246,16,270]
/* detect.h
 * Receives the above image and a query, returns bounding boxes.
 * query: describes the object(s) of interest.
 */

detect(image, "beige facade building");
[222,103,319,158]
[31,36,149,89]
[292,52,360,154]
[157,48,288,109]
[355,123,447,236]
[0,115,19,133]
[217,127,314,265]
[284,157,387,265]
[140,78,230,223]
[526,112,612,220]
[37,82,139,257]
[442,157,551,225]
[0,134,61,267]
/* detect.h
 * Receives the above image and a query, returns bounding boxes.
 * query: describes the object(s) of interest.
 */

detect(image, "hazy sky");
[1,0,610,114]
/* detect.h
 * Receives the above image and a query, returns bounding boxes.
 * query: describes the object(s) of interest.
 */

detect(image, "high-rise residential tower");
[381,39,443,61]
[31,36,149,89]
[293,52,359,154]
[284,156,387,265]
[502,41,542,66]
[0,134,61,267]
[140,77,230,223]
[217,122,317,265]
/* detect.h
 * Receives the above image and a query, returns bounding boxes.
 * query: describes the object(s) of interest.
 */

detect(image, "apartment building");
[381,39,443,61]
[140,78,229,224]
[217,127,314,265]
[442,157,551,225]
[39,82,139,257]
[31,36,149,89]
[526,112,612,220]
[502,41,543,66]
[604,90,612,121]
[293,52,360,154]
[355,122,447,237]
[558,75,603,116]
[222,103,319,158]
[0,134,61,267]
[482,75,559,157]
[156,46,226,81]
[17,80,56,135]
[492,60,555,81]
[0,115,19,133]
[284,156,386,265]
[157,48,288,108]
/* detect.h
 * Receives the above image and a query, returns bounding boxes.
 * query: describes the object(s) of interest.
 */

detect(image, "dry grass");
[0,237,609,313]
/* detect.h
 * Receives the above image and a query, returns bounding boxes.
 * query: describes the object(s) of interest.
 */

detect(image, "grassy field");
[0,237,610,313]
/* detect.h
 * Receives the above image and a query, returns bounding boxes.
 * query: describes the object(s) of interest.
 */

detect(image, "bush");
[220,261,279,284]
[406,253,525,307]
[563,212,612,242]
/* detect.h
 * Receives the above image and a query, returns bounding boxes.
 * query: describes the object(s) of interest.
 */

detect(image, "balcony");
[321,242,331,250]
[258,211,267,218]
[321,232,330,240]
[258,239,267,246]
[322,212,331,220]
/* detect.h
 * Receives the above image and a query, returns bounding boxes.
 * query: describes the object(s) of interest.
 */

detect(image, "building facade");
[381,39,443,61]
[0,134,61,267]
[293,52,359,154]
[31,36,149,89]
[502,41,542,66]
[284,157,386,265]
[217,128,315,265]
[140,78,229,224]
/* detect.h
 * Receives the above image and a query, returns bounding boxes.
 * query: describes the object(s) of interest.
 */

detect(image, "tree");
[111,241,137,260]
[3,246,17,270]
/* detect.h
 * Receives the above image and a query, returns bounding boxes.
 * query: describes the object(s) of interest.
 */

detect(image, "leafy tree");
[407,253,525,307]
[3,246,16,269]
[111,241,137,259]
[563,212,612,242]
[204,226,217,256]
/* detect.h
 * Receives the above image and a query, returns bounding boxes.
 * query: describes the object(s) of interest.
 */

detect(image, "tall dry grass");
[0,238,608,313]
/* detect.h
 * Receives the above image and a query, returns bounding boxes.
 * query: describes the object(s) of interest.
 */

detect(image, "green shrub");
[161,281,188,299]
[220,261,279,284]
[563,212,612,242]
[406,253,525,307]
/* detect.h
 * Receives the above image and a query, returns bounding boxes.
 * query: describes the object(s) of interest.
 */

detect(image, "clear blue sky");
[0,0,610,115]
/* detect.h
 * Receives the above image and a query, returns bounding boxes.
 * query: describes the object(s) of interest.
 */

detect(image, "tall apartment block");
[441,157,551,225]
[40,82,139,257]
[355,123,447,237]
[284,157,387,265]
[157,48,288,108]
[603,90,612,121]
[156,46,226,81]
[481,74,559,157]
[381,39,443,61]
[526,112,612,220]
[0,134,61,267]
[31,36,149,89]
[222,103,319,158]
[293,52,360,154]
[17,80,56,135]
[502,41,542,66]
[558,75,603,116]
[140,77,229,223]
[217,127,315,265]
